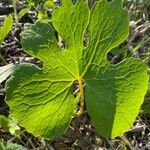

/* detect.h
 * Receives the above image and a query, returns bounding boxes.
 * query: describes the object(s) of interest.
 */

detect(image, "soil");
[0,0,150,150]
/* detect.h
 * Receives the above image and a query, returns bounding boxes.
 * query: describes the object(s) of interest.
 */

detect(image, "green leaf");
[0,140,27,150]
[5,0,149,139]
[0,64,20,83]
[18,8,30,19]
[0,115,9,131]
[0,15,13,45]
[44,0,54,9]
[0,141,5,150]
[9,118,21,137]
[5,61,76,139]
[85,58,148,137]
[0,115,20,137]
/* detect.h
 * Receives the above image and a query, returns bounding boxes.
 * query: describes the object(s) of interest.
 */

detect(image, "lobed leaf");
[4,0,149,139]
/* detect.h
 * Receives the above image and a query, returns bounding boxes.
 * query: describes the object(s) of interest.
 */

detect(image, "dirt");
[0,0,150,150]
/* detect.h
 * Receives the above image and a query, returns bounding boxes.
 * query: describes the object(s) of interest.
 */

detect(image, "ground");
[0,0,150,150]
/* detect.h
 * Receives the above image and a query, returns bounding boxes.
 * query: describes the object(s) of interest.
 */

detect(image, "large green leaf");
[4,0,148,139]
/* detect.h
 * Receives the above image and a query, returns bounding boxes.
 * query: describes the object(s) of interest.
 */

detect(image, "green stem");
[13,0,19,26]
[77,78,84,116]
[132,35,150,53]
[0,53,7,65]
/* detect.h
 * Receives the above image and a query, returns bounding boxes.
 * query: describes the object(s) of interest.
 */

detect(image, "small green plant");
[1,0,149,139]
[0,15,13,45]
[0,15,13,64]
[24,0,54,19]
[0,140,27,150]
[0,115,9,131]
[0,115,20,137]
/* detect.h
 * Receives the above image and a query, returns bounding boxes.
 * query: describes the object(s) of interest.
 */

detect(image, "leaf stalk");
[77,78,84,116]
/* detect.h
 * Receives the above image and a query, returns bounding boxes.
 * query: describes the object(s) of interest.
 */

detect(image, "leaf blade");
[82,0,129,76]
[5,63,76,139]
[85,58,148,138]
[0,15,13,45]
